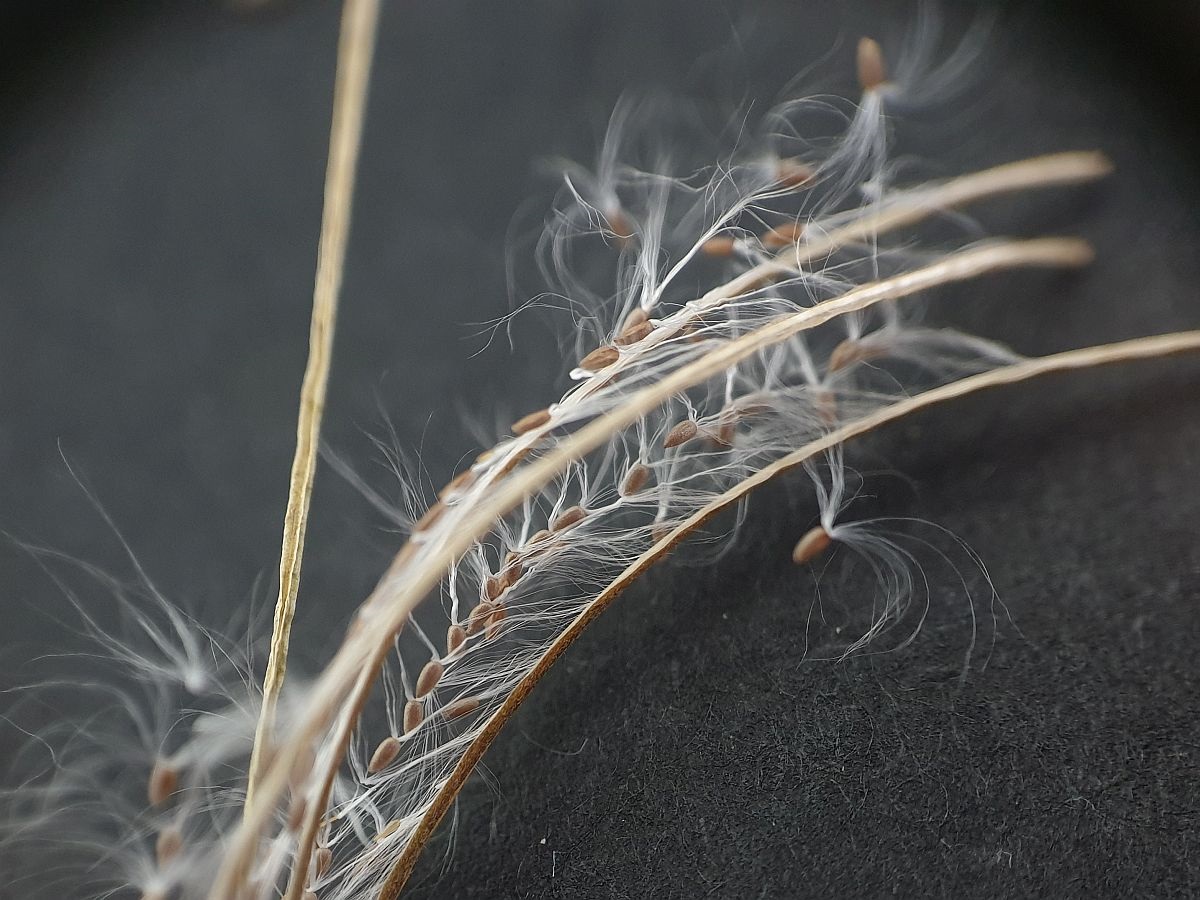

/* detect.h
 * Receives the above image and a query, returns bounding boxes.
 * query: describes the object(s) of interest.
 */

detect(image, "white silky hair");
[3,10,1043,900]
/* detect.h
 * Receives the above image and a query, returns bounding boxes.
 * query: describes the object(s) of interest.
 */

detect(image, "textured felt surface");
[1,2,1198,898]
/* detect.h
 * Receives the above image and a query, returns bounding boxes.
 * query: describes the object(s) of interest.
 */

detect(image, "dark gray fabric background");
[1,2,1198,897]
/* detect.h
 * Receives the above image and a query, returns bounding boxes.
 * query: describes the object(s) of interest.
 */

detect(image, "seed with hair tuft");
[415,660,444,698]
[776,158,815,188]
[763,221,804,249]
[701,235,737,257]
[155,825,183,866]
[621,463,652,496]
[314,846,333,880]
[792,526,833,565]
[484,573,503,601]
[857,36,887,92]
[368,735,402,774]
[615,319,654,346]
[663,419,699,449]
[442,696,482,721]
[413,502,445,533]
[467,600,497,635]
[147,759,178,807]
[439,468,474,500]
[486,603,508,640]
[446,623,467,655]
[551,505,587,531]
[499,558,523,590]
[579,345,620,371]
[511,407,552,435]
[403,699,423,735]
[375,819,401,843]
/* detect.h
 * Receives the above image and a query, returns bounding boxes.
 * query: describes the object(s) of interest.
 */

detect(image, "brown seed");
[155,825,183,865]
[499,558,524,590]
[511,407,552,435]
[623,308,649,330]
[551,505,587,531]
[792,526,833,565]
[620,463,652,497]
[763,221,804,249]
[367,736,401,775]
[467,600,496,635]
[415,660,444,698]
[579,345,620,371]
[813,388,839,425]
[776,158,815,188]
[403,699,423,735]
[314,846,333,879]
[615,319,654,346]
[442,696,481,721]
[147,759,178,807]
[475,447,495,465]
[486,604,508,641]
[713,419,737,448]
[528,528,551,545]
[439,468,474,500]
[413,502,445,533]
[446,623,467,655]
[484,573,504,601]
[663,419,699,449]
[606,208,634,241]
[375,819,401,843]
[828,338,886,373]
[701,235,737,258]
[857,36,887,92]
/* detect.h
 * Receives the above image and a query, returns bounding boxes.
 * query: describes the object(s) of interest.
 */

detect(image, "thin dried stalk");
[211,236,1092,898]
[378,327,1200,896]
[247,0,382,807]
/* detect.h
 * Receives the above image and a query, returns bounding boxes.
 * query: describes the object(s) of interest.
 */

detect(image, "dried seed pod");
[466,600,497,635]
[792,526,832,565]
[367,736,402,774]
[155,825,183,865]
[147,759,178,807]
[314,846,333,880]
[579,345,620,371]
[441,696,481,721]
[403,699,423,735]
[615,319,654,346]
[857,36,887,92]
[412,502,445,533]
[620,463,652,496]
[551,505,587,531]
[511,407,552,435]
[446,623,467,655]
[415,660,444,698]
[763,221,804,249]
[375,820,401,843]
[700,235,737,257]
[439,468,474,499]
[663,419,699,449]
[776,158,815,188]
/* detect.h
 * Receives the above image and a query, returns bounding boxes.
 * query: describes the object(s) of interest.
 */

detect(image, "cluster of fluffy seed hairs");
[2,13,1112,900]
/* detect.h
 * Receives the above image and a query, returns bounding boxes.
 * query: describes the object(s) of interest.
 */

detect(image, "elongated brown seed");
[528,528,551,545]
[314,846,333,880]
[621,463,652,496]
[792,526,832,565]
[579,345,620,371]
[486,603,508,640]
[446,623,467,655]
[623,308,649,330]
[701,235,737,257]
[663,419,699,449]
[551,505,587,531]
[615,319,654,346]
[776,158,815,188]
[499,558,523,590]
[466,600,496,635]
[763,221,804,249]
[147,759,178,807]
[484,573,504,601]
[857,36,887,92]
[403,699,423,735]
[368,736,402,774]
[412,502,444,533]
[511,407,551,435]
[442,696,481,721]
[415,660,444,698]
[155,826,183,865]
